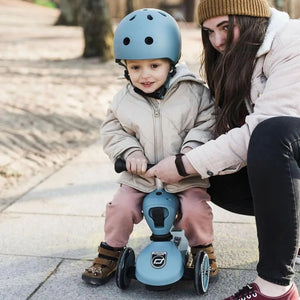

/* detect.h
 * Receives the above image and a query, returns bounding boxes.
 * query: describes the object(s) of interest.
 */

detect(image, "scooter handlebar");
[114,158,154,173]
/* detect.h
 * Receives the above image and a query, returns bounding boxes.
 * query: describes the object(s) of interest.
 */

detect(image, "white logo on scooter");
[151,252,167,268]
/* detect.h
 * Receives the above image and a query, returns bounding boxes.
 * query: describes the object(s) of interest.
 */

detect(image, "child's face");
[126,59,171,94]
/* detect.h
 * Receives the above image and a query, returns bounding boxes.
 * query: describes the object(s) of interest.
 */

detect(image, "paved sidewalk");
[0,142,299,299]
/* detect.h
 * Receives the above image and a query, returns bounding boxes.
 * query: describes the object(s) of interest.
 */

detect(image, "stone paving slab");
[0,255,62,300]
[0,212,105,259]
[5,143,118,217]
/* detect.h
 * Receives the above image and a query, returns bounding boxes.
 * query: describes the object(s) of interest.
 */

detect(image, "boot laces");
[233,284,258,300]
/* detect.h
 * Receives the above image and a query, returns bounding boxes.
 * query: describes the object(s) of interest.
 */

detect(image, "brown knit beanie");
[198,0,271,24]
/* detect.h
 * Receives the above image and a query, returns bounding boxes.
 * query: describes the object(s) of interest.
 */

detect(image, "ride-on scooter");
[114,158,210,295]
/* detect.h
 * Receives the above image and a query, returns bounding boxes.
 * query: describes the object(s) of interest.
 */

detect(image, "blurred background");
[23,0,300,60]
[28,0,300,25]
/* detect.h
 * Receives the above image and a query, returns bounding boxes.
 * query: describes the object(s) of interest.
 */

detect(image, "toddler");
[82,8,217,286]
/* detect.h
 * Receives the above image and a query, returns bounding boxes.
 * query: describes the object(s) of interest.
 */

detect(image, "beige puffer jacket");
[101,63,215,193]
[186,8,300,179]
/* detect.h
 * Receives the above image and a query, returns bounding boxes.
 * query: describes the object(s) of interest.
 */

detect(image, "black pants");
[208,116,300,286]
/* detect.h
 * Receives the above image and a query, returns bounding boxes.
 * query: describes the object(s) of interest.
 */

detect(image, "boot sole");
[81,271,115,286]
[209,272,219,283]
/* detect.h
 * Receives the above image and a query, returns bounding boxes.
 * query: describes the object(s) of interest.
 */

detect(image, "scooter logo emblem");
[151,251,167,268]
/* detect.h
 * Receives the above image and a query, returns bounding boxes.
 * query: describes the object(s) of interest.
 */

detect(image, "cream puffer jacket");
[186,8,300,179]
[101,63,215,193]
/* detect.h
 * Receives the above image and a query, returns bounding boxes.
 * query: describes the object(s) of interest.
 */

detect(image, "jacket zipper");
[150,99,162,163]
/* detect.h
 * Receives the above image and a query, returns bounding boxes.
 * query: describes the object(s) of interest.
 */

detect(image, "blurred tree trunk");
[55,0,114,60]
[126,0,134,14]
[80,0,114,60]
[289,0,300,18]
[55,0,80,25]
[184,0,195,22]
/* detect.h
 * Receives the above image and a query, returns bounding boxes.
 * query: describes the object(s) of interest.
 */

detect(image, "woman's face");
[202,16,240,53]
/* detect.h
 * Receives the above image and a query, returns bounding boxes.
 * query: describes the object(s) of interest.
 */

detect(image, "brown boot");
[187,244,218,281]
[82,242,123,285]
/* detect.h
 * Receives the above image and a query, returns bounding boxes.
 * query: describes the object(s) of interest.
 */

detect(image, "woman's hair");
[201,16,268,137]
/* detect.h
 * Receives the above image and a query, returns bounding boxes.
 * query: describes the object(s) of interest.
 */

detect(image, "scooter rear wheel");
[116,247,135,289]
[194,250,210,294]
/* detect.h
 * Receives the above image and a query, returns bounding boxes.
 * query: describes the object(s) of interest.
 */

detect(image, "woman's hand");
[145,154,198,183]
[145,156,182,183]
[126,151,148,175]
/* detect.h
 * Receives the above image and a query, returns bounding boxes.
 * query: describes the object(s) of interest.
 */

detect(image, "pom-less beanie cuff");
[198,0,271,24]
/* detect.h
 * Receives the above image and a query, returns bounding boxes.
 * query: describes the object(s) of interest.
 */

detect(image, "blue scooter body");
[114,159,209,294]
[136,241,184,286]
[135,188,185,286]
[142,188,179,235]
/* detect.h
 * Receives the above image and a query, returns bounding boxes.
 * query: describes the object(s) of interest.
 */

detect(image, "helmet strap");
[124,69,130,81]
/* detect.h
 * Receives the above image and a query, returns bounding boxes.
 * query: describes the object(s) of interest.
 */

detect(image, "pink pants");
[104,185,213,248]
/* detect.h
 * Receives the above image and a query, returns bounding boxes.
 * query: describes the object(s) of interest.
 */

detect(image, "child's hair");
[113,8,181,66]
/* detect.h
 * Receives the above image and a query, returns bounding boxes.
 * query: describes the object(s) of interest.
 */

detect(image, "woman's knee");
[248,116,300,162]
[250,116,300,142]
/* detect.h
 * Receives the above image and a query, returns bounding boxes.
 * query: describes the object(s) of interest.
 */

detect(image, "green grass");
[34,0,57,8]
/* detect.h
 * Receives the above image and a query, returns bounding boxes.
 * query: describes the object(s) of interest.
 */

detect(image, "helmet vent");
[129,15,136,21]
[147,15,153,20]
[123,37,130,45]
[159,12,167,17]
[145,37,153,45]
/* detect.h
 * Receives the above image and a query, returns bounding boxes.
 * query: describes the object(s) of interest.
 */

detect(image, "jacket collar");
[169,62,198,86]
[256,8,290,57]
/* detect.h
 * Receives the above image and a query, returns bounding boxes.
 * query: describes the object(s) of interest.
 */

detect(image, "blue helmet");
[113,8,181,64]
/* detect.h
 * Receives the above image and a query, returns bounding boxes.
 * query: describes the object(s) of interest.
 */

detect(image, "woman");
[145,0,300,299]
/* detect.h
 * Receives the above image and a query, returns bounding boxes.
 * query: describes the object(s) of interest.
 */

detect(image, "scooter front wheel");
[194,250,210,294]
[116,247,135,289]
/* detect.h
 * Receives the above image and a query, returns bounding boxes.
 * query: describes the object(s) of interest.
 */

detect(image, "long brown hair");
[201,16,268,137]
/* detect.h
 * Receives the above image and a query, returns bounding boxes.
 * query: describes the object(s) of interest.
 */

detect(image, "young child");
[82,8,217,286]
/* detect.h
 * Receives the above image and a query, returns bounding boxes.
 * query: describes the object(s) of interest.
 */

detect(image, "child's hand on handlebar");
[126,151,148,175]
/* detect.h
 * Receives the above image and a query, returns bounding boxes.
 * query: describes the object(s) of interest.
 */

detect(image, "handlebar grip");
[114,158,154,173]
[114,158,127,173]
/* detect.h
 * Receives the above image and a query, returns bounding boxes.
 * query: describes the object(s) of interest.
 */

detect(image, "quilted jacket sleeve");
[100,93,143,162]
